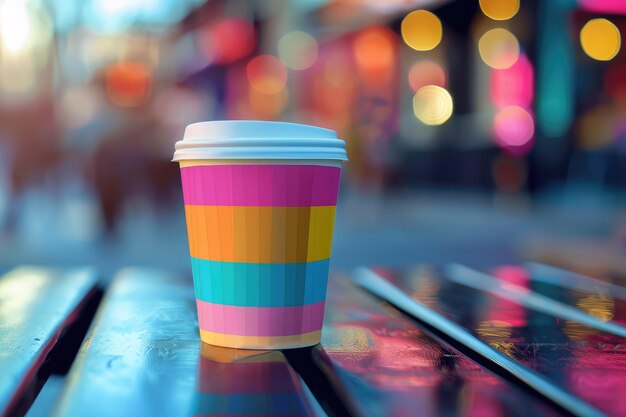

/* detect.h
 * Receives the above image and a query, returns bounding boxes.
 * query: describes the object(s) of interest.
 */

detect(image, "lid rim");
[174,138,347,149]
[173,148,348,162]
[175,120,347,162]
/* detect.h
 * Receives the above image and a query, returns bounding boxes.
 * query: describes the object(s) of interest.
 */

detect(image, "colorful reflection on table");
[318,278,558,417]
[190,344,315,417]
[381,266,626,417]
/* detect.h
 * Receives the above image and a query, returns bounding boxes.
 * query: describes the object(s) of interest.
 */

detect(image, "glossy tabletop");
[311,277,559,417]
[526,263,626,326]
[52,268,318,417]
[367,265,626,417]
[7,264,625,417]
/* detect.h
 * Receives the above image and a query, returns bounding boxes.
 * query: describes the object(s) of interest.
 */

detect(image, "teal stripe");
[191,258,330,307]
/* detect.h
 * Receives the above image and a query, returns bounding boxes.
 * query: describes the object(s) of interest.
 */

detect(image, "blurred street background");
[0,0,625,277]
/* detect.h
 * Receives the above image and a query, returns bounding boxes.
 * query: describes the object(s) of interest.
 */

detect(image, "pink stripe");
[196,300,325,336]
[181,165,340,206]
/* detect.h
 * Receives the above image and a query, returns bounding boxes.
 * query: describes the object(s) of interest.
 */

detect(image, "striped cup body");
[180,161,340,349]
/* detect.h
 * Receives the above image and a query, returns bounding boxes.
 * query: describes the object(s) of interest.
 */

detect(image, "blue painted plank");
[0,267,98,417]
[52,269,317,417]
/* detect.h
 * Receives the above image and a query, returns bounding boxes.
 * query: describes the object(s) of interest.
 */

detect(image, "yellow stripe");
[185,205,335,263]
[200,329,321,350]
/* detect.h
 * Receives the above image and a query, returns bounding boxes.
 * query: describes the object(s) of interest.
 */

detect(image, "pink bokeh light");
[490,54,534,109]
[493,106,535,156]
[579,0,626,14]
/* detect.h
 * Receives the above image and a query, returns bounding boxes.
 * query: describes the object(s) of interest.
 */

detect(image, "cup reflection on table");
[190,343,315,417]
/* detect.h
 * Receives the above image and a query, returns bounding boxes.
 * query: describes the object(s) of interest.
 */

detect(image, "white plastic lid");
[173,120,348,161]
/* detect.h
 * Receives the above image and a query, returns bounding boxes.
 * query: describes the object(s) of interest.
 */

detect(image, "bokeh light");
[413,85,453,126]
[579,0,626,14]
[401,10,442,51]
[105,61,152,108]
[493,106,534,155]
[0,0,30,53]
[0,0,52,56]
[478,28,520,69]
[353,26,397,86]
[536,8,574,139]
[408,60,447,93]
[491,53,533,108]
[278,31,318,70]
[200,18,255,65]
[246,55,288,95]
[580,18,621,61]
[354,26,395,70]
[479,0,520,21]
[0,1,53,98]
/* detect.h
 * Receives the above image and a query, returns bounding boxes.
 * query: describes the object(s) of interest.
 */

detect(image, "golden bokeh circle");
[413,85,453,125]
[478,28,520,69]
[479,0,520,21]
[580,18,621,61]
[401,10,442,51]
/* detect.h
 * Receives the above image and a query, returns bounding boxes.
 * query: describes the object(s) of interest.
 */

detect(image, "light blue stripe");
[191,258,329,307]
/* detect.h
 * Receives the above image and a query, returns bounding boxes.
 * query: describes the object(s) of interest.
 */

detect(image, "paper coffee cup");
[173,121,347,349]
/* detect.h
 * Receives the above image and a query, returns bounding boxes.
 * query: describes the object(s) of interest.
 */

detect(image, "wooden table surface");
[1,263,625,417]
[0,268,97,417]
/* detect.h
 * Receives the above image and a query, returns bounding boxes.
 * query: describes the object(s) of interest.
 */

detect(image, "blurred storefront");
[0,0,624,269]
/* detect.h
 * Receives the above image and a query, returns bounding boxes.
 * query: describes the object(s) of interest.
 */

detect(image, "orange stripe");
[184,205,335,263]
